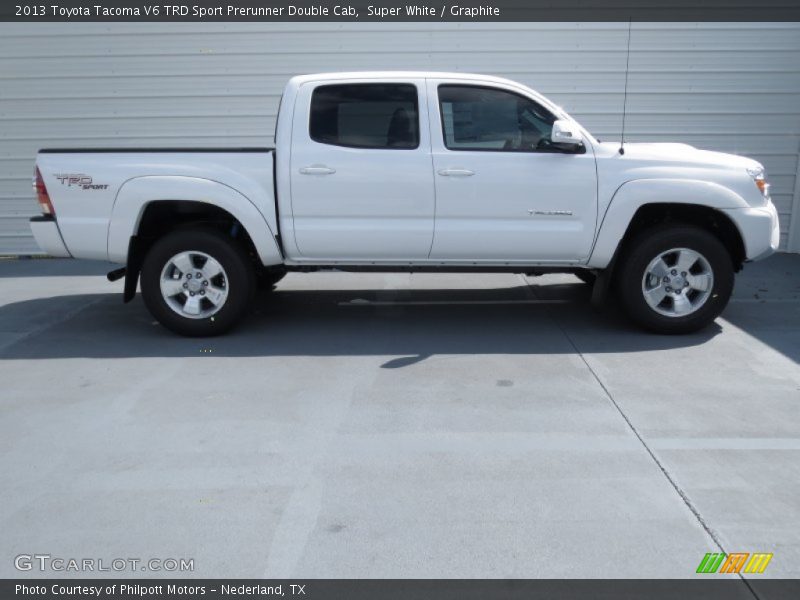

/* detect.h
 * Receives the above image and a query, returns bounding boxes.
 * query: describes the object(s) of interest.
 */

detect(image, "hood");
[598,142,762,172]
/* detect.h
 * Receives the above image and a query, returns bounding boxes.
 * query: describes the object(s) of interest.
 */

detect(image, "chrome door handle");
[299,165,336,175]
[437,168,474,177]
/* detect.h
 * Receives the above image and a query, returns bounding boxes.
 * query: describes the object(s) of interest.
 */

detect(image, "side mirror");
[551,120,584,151]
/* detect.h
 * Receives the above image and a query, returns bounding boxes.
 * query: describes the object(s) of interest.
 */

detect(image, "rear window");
[309,83,420,149]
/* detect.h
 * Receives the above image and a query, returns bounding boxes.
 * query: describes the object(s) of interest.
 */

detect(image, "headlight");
[747,166,770,198]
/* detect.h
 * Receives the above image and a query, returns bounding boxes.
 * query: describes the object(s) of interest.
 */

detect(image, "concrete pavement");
[0,255,798,582]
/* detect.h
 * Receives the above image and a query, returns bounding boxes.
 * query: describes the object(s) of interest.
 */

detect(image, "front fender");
[107,175,283,266]
[587,179,748,268]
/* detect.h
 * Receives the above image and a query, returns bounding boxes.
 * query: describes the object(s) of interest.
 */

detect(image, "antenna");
[619,18,632,155]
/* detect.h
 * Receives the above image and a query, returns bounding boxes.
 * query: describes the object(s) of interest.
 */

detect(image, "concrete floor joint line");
[518,274,762,598]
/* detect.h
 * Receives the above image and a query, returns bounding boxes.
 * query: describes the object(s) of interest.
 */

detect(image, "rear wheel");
[616,225,734,334]
[140,228,255,336]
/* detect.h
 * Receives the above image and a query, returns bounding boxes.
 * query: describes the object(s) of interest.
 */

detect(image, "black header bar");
[4,579,800,600]
[3,1,800,22]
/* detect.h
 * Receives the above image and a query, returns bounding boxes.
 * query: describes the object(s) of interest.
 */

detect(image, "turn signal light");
[747,167,770,198]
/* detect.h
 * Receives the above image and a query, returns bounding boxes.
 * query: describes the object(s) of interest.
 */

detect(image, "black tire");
[615,225,734,334]
[574,270,597,285]
[140,228,255,336]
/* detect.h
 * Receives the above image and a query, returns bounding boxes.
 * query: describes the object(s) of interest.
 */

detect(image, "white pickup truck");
[30,71,780,336]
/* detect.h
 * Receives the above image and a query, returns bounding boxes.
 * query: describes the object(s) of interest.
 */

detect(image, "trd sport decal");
[54,174,109,190]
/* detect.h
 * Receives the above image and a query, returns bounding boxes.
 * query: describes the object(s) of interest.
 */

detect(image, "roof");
[288,71,527,88]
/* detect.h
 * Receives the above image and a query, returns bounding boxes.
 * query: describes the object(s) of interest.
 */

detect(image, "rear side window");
[309,83,420,149]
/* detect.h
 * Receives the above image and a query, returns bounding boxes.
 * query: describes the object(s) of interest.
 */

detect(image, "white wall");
[1,22,799,254]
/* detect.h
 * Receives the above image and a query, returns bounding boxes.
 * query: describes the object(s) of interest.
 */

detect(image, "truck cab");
[277,73,598,264]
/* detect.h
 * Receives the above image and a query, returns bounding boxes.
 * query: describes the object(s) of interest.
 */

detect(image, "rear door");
[289,79,435,260]
[426,79,598,262]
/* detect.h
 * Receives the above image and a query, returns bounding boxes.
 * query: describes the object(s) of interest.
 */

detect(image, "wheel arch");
[108,175,283,265]
[589,179,748,271]
[108,176,283,302]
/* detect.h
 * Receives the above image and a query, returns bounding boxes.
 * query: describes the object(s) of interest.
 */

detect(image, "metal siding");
[1,22,798,254]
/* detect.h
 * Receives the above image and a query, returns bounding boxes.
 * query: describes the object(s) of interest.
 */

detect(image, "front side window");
[438,85,556,152]
[310,83,420,149]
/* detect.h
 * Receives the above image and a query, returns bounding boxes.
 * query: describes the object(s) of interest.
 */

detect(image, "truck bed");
[34,147,279,264]
[39,147,274,153]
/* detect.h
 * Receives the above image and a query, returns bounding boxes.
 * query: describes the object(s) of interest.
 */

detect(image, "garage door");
[1,22,798,254]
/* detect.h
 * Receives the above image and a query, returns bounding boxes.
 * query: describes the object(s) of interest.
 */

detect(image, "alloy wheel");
[159,250,229,319]
[641,247,714,317]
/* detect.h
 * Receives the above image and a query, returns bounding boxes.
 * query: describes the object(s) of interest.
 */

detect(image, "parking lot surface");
[0,255,798,583]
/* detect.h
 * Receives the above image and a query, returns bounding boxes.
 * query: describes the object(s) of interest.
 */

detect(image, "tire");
[615,225,734,334]
[140,228,256,336]
[574,270,597,285]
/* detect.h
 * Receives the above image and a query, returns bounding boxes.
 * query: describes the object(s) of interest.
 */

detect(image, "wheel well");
[619,203,746,272]
[122,200,259,302]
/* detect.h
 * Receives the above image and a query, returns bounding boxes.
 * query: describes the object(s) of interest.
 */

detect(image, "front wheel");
[616,225,734,334]
[140,228,255,336]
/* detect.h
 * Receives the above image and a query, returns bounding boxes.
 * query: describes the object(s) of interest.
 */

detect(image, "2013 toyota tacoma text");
[30,72,781,336]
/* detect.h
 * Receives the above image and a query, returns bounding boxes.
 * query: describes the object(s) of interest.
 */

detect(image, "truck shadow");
[0,283,735,365]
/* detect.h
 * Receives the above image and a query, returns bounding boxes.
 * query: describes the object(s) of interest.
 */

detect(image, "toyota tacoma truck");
[30,72,780,336]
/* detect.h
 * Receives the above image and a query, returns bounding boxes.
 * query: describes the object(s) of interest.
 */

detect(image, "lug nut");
[666,286,672,293]
[671,269,677,276]
[189,292,195,296]
[684,281,689,287]
[196,272,203,279]
[186,273,192,279]
[200,290,205,296]
[202,280,208,286]
[182,283,188,289]
[663,276,670,283]
[681,271,687,277]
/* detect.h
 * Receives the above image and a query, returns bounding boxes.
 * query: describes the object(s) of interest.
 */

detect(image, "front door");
[289,79,435,260]
[426,80,598,262]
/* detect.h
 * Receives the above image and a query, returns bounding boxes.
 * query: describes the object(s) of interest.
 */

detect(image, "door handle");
[437,168,474,177]
[299,165,336,175]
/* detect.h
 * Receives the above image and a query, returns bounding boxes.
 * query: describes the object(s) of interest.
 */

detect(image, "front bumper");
[720,200,781,262]
[29,216,71,258]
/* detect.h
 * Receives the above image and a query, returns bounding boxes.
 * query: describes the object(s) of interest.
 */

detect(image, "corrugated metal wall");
[1,22,799,254]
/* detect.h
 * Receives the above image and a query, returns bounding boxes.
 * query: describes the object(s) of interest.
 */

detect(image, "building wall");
[1,22,799,254]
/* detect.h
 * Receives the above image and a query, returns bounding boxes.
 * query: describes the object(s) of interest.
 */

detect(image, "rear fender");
[108,175,283,266]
